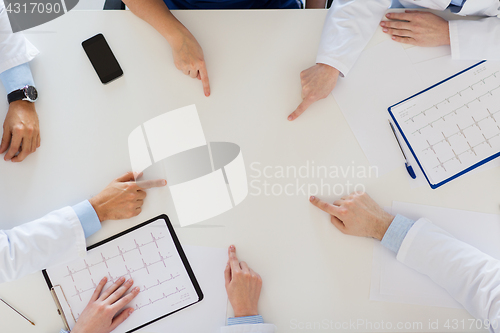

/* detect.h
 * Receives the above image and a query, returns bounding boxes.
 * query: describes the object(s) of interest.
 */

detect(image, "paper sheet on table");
[331,40,499,187]
[371,201,500,308]
[142,245,228,333]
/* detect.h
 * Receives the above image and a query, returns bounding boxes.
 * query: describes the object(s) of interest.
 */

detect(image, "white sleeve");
[0,207,87,283]
[449,17,500,60]
[397,218,500,331]
[220,324,277,333]
[0,2,39,73]
[315,0,391,76]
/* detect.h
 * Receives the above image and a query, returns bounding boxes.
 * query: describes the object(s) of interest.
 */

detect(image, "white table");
[0,9,498,333]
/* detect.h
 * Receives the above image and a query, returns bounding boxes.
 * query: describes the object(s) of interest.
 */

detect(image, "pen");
[388,120,416,179]
[0,298,35,326]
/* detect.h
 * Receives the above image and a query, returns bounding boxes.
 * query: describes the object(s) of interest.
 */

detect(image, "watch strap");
[7,89,26,104]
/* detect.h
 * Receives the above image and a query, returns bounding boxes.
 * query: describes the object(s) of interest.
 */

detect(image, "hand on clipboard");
[70,277,139,333]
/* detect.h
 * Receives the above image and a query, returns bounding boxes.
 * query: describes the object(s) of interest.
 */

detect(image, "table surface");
[0,9,498,333]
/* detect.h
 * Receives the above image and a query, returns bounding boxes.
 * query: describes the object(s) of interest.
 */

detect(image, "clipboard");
[388,60,500,189]
[42,214,203,333]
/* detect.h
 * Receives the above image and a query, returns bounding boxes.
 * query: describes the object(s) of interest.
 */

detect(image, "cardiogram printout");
[389,61,500,187]
[43,215,202,333]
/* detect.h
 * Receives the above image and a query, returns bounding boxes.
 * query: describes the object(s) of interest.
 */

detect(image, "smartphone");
[82,33,123,84]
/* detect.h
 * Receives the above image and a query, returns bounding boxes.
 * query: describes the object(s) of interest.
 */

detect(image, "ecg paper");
[390,61,500,186]
[44,218,200,333]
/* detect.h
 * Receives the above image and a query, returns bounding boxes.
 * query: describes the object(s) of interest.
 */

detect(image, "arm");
[122,0,210,96]
[0,172,166,283]
[310,193,500,331]
[221,245,276,333]
[449,17,500,60]
[288,0,390,121]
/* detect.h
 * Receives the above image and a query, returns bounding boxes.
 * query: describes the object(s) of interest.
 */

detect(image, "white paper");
[391,61,500,186]
[371,201,500,308]
[143,105,206,163]
[224,150,248,206]
[44,219,201,333]
[128,126,152,175]
[169,169,233,227]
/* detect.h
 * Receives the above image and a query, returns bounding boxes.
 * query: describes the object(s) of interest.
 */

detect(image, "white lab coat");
[0,207,86,283]
[220,324,276,332]
[0,1,39,73]
[316,0,500,76]
[398,218,500,333]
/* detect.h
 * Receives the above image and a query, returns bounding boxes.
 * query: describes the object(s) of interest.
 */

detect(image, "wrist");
[375,213,395,241]
[9,100,36,111]
[89,197,105,222]
[233,307,259,318]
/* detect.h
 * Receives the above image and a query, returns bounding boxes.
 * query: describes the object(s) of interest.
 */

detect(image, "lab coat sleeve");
[220,324,277,333]
[315,0,391,76]
[449,17,500,60]
[397,218,500,331]
[0,207,87,283]
[0,2,39,74]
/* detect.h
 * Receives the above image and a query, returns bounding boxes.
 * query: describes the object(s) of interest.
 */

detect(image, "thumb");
[0,128,11,154]
[110,308,134,332]
[224,262,231,287]
[288,98,313,121]
[116,171,136,183]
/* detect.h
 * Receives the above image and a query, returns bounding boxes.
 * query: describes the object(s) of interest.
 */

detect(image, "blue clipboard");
[388,60,500,189]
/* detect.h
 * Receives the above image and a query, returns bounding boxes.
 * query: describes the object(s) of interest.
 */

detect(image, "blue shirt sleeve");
[0,63,35,95]
[71,200,101,238]
[450,0,466,6]
[381,214,416,254]
[227,315,264,326]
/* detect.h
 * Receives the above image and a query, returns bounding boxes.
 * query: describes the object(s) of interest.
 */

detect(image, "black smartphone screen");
[82,33,123,84]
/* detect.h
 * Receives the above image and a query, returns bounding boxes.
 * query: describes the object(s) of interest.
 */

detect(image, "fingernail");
[119,276,125,282]
[288,116,293,121]
[310,196,315,201]
[380,22,386,26]
[383,28,388,32]
[134,287,140,292]
[230,245,235,250]
[386,13,391,17]
[127,279,133,284]
[129,309,134,314]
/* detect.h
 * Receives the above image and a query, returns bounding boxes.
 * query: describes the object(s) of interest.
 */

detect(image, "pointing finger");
[228,245,240,273]
[309,196,341,217]
[288,99,314,121]
[136,179,167,189]
[200,65,211,97]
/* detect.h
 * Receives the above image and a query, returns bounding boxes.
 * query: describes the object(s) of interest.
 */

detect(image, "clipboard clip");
[50,285,76,331]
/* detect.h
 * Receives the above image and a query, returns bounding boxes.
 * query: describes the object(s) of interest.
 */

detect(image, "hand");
[309,192,394,241]
[288,64,339,121]
[89,172,167,222]
[381,11,450,47]
[72,276,140,333]
[171,26,210,97]
[224,245,262,317]
[0,100,40,162]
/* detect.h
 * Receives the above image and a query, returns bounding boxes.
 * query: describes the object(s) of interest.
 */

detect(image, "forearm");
[397,219,500,325]
[122,0,189,47]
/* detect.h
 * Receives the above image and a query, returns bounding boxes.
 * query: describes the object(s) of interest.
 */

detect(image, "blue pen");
[389,120,416,179]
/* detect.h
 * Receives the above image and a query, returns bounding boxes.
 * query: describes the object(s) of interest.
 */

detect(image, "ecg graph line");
[134,287,187,310]
[64,233,166,278]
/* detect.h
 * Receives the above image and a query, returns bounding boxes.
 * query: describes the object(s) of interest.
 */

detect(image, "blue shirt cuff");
[227,315,264,326]
[59,330,69,333]
[72,200,101,238]
[0,63,35,95]
[381,214,416,254]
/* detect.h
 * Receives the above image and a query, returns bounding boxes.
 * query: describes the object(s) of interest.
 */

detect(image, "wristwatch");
[7,85,38,104]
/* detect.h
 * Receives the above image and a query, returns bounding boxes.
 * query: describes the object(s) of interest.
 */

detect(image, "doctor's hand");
[381,11,450,47]
[288,64,339,121]
[72,276,140,333]
[89,171,167,222]
[171,26,210,97]
[0,100,40,162]
[225,245,262,317]
[309,192,394,241]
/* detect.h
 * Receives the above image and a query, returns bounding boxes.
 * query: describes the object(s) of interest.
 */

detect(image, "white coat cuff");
[220,323,277,333]
[66,206,88,258]
[315,56,349,77]
[448,21,460,60]
[396,218,430,263]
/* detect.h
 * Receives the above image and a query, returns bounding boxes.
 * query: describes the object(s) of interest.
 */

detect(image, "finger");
[109,308,135,332]
[391,35,416,45]
[136,190,147,200]
[383,27,413,38]
[239,261,249,273]
[136,179,167,189]
[333,200,343,206]
[382,20,411,30]
[0,128,11,154]
[197,72,201,80]
[4,132,22,161]
[36,134,40,148]
[189,69,198,78]
[199,65,211,97]
[330,215,347,234]
[228,245,241,273]
[12,138,32,162]
[224,263,231,286]
[112,286,140,310]
[107,279,134,304]
[182,68,190,76]
[90,277,108,303]
[385,11,416,22]
[117,172,135,182]
[31,134,37,153]
[288,98,314,121]
[99,276,126,300]
[309,196,341,217]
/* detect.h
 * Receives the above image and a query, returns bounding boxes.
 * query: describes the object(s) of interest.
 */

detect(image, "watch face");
[24,86,38,101]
